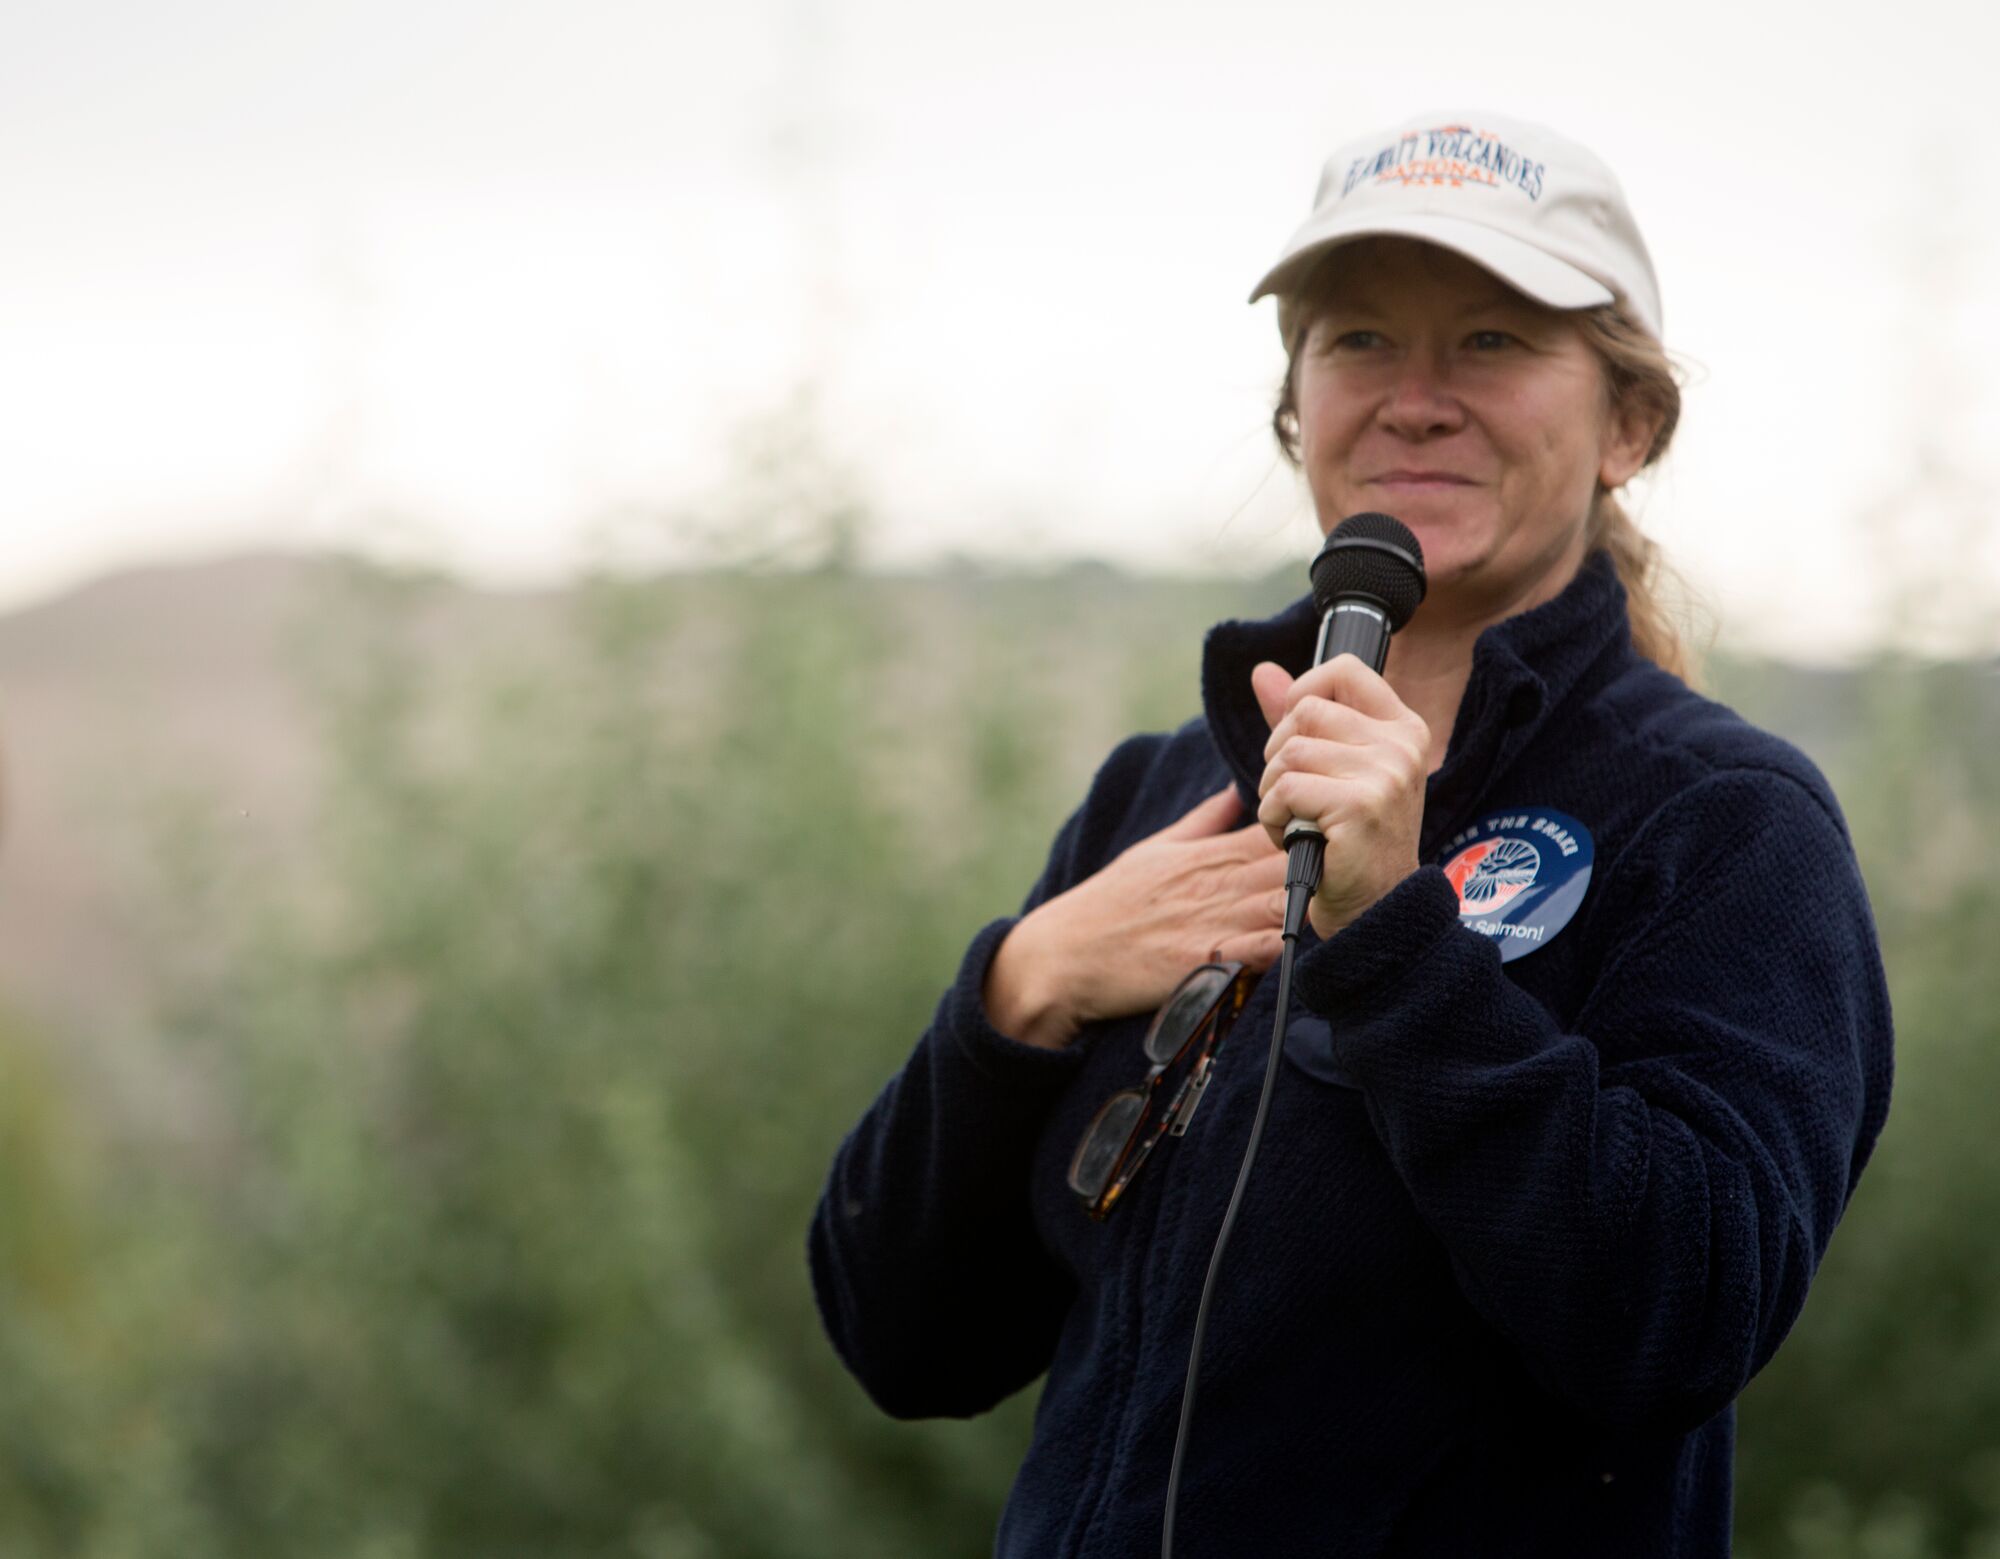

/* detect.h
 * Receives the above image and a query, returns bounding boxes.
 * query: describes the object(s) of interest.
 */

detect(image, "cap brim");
[1247,211,1615,329]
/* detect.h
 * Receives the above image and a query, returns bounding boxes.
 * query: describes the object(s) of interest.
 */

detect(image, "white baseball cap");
[1248,112,1663,346]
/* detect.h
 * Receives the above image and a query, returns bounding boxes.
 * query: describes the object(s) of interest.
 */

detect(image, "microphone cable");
[1159,511,1423,1556]
[1161,828,1323,1558]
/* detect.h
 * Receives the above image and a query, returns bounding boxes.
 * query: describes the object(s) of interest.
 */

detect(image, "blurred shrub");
[0,561,1994,1555]
[1724,654,2000,1559]
[98,559,1255,1557]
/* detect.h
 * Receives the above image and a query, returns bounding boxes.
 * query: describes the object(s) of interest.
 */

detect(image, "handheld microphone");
[1281,513,1428,871]
[1161,512,1425,1559]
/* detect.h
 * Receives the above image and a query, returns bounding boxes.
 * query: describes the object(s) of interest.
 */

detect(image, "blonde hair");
[1270,258,1696,683]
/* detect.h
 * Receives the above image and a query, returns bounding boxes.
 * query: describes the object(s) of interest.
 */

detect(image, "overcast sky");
[4,0,1996,659]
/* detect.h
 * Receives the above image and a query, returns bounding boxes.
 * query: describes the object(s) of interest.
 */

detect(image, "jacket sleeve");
[1294,767,1895,1439]
[806,732,1166,1419]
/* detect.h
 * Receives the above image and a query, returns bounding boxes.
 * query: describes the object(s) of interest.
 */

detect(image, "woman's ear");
[1598,395,1664,493]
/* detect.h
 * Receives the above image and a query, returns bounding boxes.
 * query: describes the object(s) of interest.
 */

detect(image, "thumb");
[1250,660,1294,734]
[1159,783,1241,840]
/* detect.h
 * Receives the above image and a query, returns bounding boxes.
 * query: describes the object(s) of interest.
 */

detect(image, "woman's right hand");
[983,785,1289,1050]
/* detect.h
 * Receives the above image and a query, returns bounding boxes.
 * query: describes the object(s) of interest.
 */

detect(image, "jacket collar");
[1200,548,1632,859]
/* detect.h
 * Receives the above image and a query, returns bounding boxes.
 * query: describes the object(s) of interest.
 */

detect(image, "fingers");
[1223,813,1286,859]
[1157,783,1240,840]
[1250,660,1293,735]
[1262,699,1380,763]
[1256,655,1395,731]
[1243,847,1289,887]
[1286,654,1405,721]
[1256,768,1400,840]
[1218,877,1291,951]
[1210,926,1286,973]
[1258,735,1383,801]
[1209,880,1291,973]
[1160,783,1292,858]
[1257,658,1429,774]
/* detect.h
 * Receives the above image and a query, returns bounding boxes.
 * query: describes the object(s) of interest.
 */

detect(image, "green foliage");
[0,566,1996,1554]
[62,561,1236,1557]
[1722,655,2000,1559]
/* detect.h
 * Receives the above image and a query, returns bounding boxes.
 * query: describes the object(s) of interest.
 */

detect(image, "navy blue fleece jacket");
[808,551,1894,1557]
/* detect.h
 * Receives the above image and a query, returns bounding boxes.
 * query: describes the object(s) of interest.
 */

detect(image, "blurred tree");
[0,541,1990,1555]
[1730,652,2000,1559]
[104,550,1232,1556]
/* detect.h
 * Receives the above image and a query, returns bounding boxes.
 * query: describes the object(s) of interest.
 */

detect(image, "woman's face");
[1292,237,1655,624]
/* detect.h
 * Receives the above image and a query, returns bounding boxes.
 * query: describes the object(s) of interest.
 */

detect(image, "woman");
[808,112,1893,1557]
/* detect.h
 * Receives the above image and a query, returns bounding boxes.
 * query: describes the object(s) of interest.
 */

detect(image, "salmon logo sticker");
[1444,837,1541,915]
[1435,808,1594,963]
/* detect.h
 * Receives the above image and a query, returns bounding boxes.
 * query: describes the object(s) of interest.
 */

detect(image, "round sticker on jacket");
[1437,808,1594,962]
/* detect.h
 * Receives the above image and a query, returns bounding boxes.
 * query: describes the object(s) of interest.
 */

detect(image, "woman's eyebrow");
[1456,292,1536,318]
[1321,292,1535,320]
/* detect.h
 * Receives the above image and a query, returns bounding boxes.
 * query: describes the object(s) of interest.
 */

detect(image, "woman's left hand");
[1251,655,1431,940]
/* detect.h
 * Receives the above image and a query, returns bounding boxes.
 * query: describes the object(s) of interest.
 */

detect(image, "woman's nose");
[1377,353,1464,439]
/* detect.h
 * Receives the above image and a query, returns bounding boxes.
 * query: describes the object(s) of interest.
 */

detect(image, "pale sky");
[4,0,1997,659]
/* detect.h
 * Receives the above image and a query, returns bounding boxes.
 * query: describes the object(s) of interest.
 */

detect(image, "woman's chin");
[1399,525,1476,589]
[1319,504,1484,597]
[1404,544,1514,624]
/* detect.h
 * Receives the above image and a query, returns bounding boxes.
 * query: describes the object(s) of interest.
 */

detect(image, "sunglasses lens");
[1143,965,1236,1065]
[1068,1089,1146,1200]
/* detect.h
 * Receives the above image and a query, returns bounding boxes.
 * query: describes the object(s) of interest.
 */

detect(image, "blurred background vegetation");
[0,496,1993,1556]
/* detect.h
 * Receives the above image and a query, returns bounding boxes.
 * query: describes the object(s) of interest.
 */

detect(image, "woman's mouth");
[1370,471,1475,489]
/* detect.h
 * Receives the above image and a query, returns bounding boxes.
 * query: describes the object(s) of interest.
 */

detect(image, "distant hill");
[0,549,1989,1119]
[0,553,566,1113]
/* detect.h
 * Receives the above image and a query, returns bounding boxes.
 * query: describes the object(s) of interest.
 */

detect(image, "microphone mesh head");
[1309,512,1427,630]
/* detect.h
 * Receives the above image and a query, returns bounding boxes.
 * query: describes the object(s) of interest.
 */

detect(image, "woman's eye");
[1329,329,1383,350]
[1467,330,1516,350]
